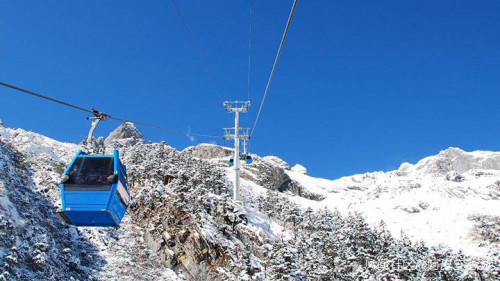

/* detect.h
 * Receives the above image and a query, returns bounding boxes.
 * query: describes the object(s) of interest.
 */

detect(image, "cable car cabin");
[229,158,234,166]
[57,150,130,227]
[245,155,252,164]
[239,153,252,164]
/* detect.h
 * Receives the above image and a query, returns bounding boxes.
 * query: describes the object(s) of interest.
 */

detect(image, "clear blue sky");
[1,0,500,179]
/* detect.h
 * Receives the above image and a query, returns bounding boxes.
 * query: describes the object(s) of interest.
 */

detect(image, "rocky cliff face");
[182,144,233,160]
[121,142,270,280]
[241,160,324,201]
[183,144,324,201]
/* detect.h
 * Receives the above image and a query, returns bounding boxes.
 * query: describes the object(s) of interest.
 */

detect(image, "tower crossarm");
[223,101,250,112]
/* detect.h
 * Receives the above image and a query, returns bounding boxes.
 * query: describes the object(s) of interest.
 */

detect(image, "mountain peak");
[408,147,500,175]
[104,122,144,147]
[262,155,290,170]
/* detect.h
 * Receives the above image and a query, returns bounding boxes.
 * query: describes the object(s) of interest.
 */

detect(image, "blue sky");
[1,0,500,179]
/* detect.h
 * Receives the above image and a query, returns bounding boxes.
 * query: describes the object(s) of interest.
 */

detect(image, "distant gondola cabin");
[245,154,252,164]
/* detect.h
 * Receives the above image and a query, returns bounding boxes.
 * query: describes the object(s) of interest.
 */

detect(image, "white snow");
[0,182,22,228]
[269,220,292,241]
[282,148,500,257]
[225,167,269,197]
[0,126,77,162]
[291,164,307,174]
[220,147,500,257]
[2,122,499,279]
[261,156,290,170]
[0,125,185,280]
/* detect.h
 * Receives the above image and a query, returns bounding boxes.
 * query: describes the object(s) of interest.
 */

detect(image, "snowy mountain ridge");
[0,123,499,280]
[189,143,500,258]
[401,147,500,176]
[278,147,500,257]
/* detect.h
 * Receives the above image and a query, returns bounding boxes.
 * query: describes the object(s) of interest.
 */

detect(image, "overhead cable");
[0,81,219,138]
[247,0,253,102]
[251,0,298,136]
[245,0,254,130]
[0,81,94,115]
[170,0,224,104]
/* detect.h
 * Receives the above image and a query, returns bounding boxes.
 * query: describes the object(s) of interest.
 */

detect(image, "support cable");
[245,0,253,132]
[247,0,253,103]
[0,81,219,138]
[251,0,298,136]
[170,0,224,104]
[0,81,94,114]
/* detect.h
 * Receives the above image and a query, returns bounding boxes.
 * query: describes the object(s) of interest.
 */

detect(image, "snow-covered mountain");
[188,143,500,256]
[0,122,498,280]
[280,147,500,257]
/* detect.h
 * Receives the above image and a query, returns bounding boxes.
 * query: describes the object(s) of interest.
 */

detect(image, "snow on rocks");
[408,147,500,176]
[182,143,233,160]
[291,164,307,175]
[260,156,290,170]
[284,147,500,258]
[104,122,144,148]
[0,125,182,280]
[1,123,499,280]
[241,158,324,201]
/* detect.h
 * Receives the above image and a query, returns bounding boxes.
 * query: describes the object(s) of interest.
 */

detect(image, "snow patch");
[291,164,307,174]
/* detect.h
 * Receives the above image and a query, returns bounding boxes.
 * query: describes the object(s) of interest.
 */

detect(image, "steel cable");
[247,0,253,103]
[170,0,224,105]
[0,81,219,138]
[251,0,298,136]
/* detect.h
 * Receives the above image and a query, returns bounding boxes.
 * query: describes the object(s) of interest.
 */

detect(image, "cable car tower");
[223,101,250,201]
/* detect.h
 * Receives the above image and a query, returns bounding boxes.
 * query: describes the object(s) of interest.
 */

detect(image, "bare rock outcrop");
[261,156,290,170]
[182,144,233,160]
[411,147,500,175]
[104,122,144,148]
[242,159,324,201]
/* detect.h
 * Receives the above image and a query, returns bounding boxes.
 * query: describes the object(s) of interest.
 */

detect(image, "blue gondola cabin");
[57,150,130,227]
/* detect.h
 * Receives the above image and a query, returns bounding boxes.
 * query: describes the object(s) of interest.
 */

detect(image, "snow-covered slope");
[1,125,499,280]
[282,148,500,257]
[0,125,278,280]
[0,126,182,280]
